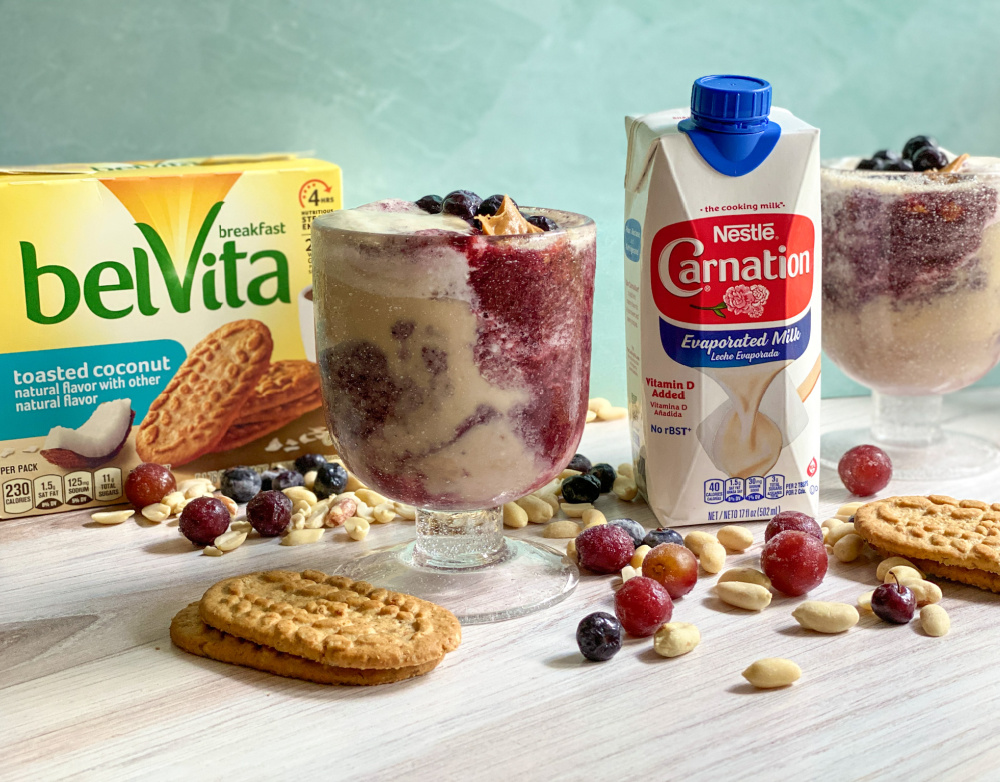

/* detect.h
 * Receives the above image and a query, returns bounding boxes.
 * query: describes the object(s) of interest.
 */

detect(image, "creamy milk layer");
[312,201,596,510]
[822,164,1000,394]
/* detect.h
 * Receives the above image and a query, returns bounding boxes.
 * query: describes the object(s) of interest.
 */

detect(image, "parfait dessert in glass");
[822,138,1000,478]
[312,191,596,623]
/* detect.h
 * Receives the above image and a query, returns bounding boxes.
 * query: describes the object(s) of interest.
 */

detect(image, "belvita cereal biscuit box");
[0,154,341,518]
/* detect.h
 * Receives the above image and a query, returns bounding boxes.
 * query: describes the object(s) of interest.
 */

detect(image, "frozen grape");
[179,497,231,546]
[760,530,828,596]
[614,576,673,637]
[125,463,176,509]
[246,490,293,537]
[641,543,698,599]
[765,511,822,542]
[575,525,634,574]
[838,444,892,496]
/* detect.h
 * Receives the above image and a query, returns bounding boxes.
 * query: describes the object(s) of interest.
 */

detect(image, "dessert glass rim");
[821,156,1000,182]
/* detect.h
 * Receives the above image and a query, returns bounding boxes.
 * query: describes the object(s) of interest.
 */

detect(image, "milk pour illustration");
[624,75,821,526]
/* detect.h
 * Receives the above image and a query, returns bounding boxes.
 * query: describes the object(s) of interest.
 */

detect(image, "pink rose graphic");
[693,283,770,319]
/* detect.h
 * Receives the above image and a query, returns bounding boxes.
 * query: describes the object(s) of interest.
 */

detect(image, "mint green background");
[3,0,999,401]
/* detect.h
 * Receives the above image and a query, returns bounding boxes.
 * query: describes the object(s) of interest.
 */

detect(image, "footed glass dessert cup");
[821,159,1000,479]
[312,199,596,623]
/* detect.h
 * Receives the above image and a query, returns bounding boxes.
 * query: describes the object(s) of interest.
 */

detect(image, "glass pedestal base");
[336,537,579,625]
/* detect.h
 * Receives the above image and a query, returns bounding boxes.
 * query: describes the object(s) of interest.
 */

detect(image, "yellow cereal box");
[0,154,342,518]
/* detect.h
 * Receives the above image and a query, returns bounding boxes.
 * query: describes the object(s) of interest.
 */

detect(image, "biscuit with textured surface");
[855,495,1000,587]
[170,603,441,685]
[214,390,324,450]
[232,388,323,427]
[137,320,273,465]
[235,360,321,420]
[199,570,461,669]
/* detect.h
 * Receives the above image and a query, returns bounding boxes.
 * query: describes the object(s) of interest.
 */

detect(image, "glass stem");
[870,391,944,447]
[412,507,508,569]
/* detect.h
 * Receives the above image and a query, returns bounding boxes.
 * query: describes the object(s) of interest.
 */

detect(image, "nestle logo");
[713,223,775,243]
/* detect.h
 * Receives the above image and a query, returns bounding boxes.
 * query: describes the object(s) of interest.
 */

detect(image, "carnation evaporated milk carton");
[0,154,341,519]
[624,76,820,526]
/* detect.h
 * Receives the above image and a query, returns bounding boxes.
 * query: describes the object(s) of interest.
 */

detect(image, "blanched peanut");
[910,580,943,606]
[290,512,306,530]
[162,491,186,514]
[202,546,223,557]
[283,486,318,506]
[559,469,582,480]
[560,502,594,518]
[617,462,634,479]
[822,527,829,544]
[230,520,252,534]
[345,516,369,540]
[717,525,753,552]
[394,502,416,520]
[291,499,312,517]
[884,565,924,587]
[536,491,560,514]
[503,502,529,529]
[543,520,581,539]
[588,397,611,414]
[653,622,700,658]
[699,541,726,574]
[821,517,844,530]
[826,522,857,546]
[141,503,171,523]
[373,502,396,524]
[833,533,865,563]
[566,539,577,561]
[177,478,212,494]
[792,601,860,633]
[355,488,388,507]
[214,529,247,552]
[684,531,717,556]
[585,409,597,423]
[920,604,950,637]
[185,483,213,500]
[631,545,651,568]
[742,658,801,689]
[718,567,772,590]
[303,470,318,490]
[517,494,554,523]
[355,501,374,520]
[91,509,135,525]
[304,512,325,530]
[581,508,607,528]
[858,591,874,613]
[837,501,864,517]
[612,476,638,501]
[620,565,639,583]
[325,496,357,527]
[716,581,772,611]
[344,472,365,492]
[877,556,921,581]
[215,494,238,518]
[281,528,324,546]
[597,406,627,421]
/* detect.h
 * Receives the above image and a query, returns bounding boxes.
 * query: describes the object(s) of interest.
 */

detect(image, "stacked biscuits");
[171,569,462,685]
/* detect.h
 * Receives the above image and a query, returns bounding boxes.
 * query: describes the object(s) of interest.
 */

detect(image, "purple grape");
[179,497,231,546]
[871,580,916,624]
[246,490,293,537]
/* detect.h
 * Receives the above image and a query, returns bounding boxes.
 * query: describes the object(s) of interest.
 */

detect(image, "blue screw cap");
[690,75,772,134]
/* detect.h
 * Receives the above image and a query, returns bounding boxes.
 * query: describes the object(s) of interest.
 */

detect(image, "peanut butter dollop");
[477,195,543,236]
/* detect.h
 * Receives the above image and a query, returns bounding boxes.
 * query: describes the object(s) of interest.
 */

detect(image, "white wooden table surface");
[4,390,1000,782]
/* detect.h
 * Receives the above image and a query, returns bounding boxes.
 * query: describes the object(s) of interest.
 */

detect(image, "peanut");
[230,520,252,534]
[202,546,223,557]
[394,502,416,520]
[304,470,318,490]
[620,565,640,583]
[177,478,211,494]
[355,488,388,507]
[716,581,772,611]
[345,516,369,541]
[653,622,700,658]
[585,409,597,423]
[560,502,594,518]
[612,476,638,501]
[215,494,238,518]
[826,522,857,546]
[792,601,860,633]
[617,462,634,479]
[566,538,578,561]
[535,491,560,514]
[858,591,874,613]
[631,545,651,568]
[283,486,318,506]
[684,530,717,556]
[281,528,324,546]
[877,556,921,581]
[833,533,865,563]
[291,499,312,517]
[91,509,135,525]
[162,491,186,514]
[884,565,924,588]
[290,512,306,530]
[718,567,771,590]
[344,472,365,492]
[910,580,943,606]
[517,494,554,523]
[597,406,627,421]
[324,496,357,527]
[717,525,753,552]
[836,501,864,517]
[355,501,374,520]
[588,397,612,414]
[699,541,726,574]
[920,604,950,637]
[821,517,844,530]
[214,529,247,552]
[141,503,171,523]
[373,502,396,524]
[742,658,801,689]
[543,520,581,539]
[502,502,529,529]
[185,483,213,499]
[581,508,607,528]
[559,468,582,480]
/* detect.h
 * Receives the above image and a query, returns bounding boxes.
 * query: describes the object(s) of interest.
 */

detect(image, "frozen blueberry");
[526,214,557,231]
[902,135,938,160]
[609,517,645,548]
[219,467,262,504]
[856,157,887,171]
[561,474,602,504]
[643,527,684,548]
[576,612,623,662]
[911,145,949,172]
[588,463,616,493]
[567,453,592,473]
[259,470,279,491]
[883,158,914,172]
[872,149,902,163]
[416,194,443,214]
[294,453,327,474]
[271,470,304,492]
[441,190,483,221]
[313,462,349,499]
[477,194,513,216]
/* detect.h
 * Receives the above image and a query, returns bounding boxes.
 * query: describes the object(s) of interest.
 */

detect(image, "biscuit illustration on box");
[855,494,1000,593]
[136,320,274,466]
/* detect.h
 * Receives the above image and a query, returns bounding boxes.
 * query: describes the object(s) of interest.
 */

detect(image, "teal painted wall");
[3,0,998,402]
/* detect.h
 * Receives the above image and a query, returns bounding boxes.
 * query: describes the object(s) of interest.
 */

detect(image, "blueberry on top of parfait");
[902,135,938,161]
[911,145,949,172]
[526,214,557,231]
[441,190,483,222]
[416,194,443,214]
[477,194,513,217]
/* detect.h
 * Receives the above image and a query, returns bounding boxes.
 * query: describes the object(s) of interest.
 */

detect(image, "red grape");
[246,490,293,537]
[760,530,828,596]
[179,497,231,546]
[125,463,176,509]
[838,444,892,496]
[641,543,698,599]
[614,576,673,637]
[765,511,822,542]
[575,525,635,575]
